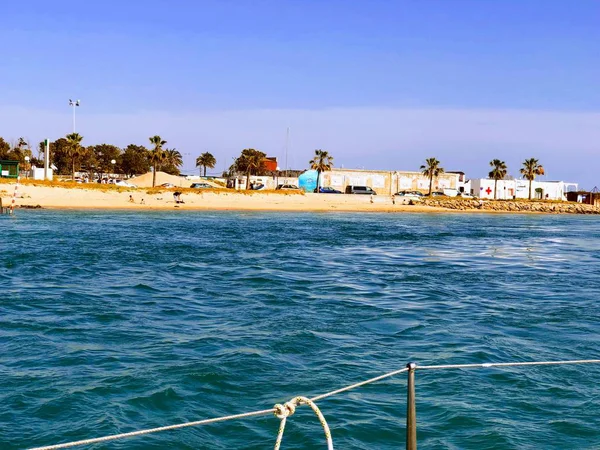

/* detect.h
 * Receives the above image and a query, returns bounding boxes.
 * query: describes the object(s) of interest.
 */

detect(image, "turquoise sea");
[1,211,600,449]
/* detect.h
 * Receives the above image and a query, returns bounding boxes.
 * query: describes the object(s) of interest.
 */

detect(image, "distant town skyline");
[1,0,598,187]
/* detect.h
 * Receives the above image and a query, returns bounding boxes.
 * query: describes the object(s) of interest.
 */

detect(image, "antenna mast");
[285,127,290,179]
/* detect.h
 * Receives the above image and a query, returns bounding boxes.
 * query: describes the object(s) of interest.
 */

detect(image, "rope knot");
[273,401,296,419]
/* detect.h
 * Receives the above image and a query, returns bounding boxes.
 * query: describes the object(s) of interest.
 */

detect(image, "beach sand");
[1,181,448,213]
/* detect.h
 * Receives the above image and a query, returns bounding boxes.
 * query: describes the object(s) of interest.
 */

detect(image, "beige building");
[320,168,460,195]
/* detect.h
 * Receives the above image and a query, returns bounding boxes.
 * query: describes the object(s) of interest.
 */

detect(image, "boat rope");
[274,396,333,450]
[416,359,600,370]
[28,358,600,450]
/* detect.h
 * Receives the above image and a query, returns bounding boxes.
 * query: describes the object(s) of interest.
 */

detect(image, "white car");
[276,184,300,190]
[458,192,474,198]
[115,180,137,188]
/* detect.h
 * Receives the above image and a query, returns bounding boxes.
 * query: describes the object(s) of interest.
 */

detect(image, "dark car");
[345,185,376,195]
[318,186,342,194]
[431,191,445,197]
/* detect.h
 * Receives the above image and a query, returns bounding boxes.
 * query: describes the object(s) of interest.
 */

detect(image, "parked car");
[345,185,377,195]
[115,180,137,188]
[190,182,212,189]
[318,186,342,194]
[276,184,300,190]
[160,183,175,188]
[431,191,446,197]
[250,183,266,190]
[458,192,474,198]
[395,190,423,198]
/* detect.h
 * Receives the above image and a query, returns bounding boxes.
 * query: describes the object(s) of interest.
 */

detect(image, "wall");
[32,167,53,180]
[320,169,460,195]
[471,179,578,200]
[230,175,298,190]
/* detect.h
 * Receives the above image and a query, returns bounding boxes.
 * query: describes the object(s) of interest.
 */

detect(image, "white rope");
[310,366,410,402]
[28,409,274,450]
[273,397,333,450]
[416,359,600,371]
[28,358,600,450]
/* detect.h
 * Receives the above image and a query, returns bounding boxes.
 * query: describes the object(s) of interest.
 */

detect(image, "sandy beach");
[1,181,448,213]
[3,180,598,215]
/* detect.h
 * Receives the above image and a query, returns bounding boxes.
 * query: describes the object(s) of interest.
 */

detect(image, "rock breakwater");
[422,198,600,214]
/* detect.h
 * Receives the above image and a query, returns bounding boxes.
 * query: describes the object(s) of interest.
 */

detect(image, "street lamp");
[24,156,30,179]
[68,99,80,133]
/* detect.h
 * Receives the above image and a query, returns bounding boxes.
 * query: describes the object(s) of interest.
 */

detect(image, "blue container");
[298,170,318,193]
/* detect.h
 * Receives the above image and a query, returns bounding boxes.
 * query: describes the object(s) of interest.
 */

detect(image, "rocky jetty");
[422,198,600,214]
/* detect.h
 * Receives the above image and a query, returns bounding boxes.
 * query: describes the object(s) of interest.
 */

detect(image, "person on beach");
[140,199,145,205]
[129,195,135,203]
[173,192,184,203]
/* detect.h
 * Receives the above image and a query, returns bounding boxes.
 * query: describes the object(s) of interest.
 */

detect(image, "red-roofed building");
[263,157,278,172]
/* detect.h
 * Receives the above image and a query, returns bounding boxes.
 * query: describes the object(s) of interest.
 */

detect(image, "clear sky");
[1,0,598,186]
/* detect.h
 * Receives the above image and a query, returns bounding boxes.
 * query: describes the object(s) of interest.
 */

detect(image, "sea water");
[1,210,599,449]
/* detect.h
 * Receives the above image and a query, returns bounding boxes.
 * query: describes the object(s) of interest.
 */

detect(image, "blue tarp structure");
[298,170,318,193]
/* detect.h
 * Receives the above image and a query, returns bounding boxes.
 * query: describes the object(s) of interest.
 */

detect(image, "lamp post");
[111,159,116,181]
[24,156,30,179]
[69,99,80,133]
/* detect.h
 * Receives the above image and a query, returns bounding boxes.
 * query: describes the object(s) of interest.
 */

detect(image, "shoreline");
[2,182,599,215]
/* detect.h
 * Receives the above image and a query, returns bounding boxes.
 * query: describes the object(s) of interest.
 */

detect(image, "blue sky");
[1,0,598,186]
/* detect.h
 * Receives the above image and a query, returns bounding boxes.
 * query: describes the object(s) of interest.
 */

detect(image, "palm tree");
[65,133,84,180]
[235,148,266,189]
[520,158,545,200]
[488,159,507,200]
[165,148,183,168]
[196,152,217,177]
[309,149,334,192]
[420,157,444,196]
[148,135,167,187]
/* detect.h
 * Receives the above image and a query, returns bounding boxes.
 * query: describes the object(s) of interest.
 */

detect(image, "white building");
[470,179,578,200]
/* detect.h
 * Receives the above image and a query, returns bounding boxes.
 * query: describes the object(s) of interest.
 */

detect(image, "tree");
[0,137,32,163]
[520,158,545,200]
[196,152,217,177]
[162,148,183,175]
[234,148,266,189]
[92,144,122,178]
[0,137,11,159]
[420,158,444,196]
[45,138,71,175]
[65,133,84,180]
[488,159,507,200]
[309,149,334,192]
[148,135,167,187]
[121,144,150,177]
[17,137,28,150]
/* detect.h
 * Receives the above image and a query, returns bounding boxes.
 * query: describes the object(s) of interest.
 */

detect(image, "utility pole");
[44,139,50,180]
[69,99,80,133]
[285,127,290,180]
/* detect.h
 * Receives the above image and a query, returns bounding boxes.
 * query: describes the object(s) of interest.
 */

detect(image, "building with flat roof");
[470,178,578,201]
[319,168,460,195]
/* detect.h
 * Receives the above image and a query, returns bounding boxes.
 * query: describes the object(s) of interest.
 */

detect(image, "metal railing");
[29,359,600,450]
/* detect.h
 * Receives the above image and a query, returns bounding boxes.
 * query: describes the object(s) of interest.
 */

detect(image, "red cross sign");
[485,187,492,195]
